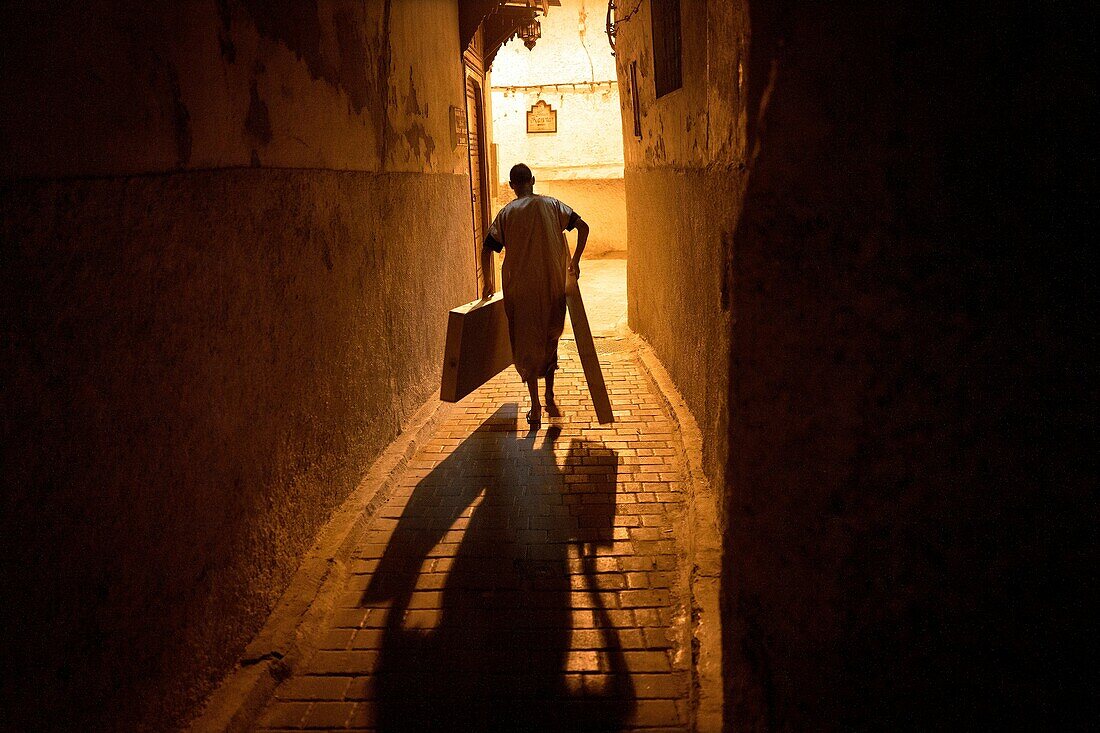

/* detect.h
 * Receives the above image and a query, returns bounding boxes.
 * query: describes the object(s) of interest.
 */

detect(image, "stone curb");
[632,337,725,733]
[185,397,453,733]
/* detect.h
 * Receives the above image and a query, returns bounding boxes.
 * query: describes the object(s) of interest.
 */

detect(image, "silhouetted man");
[482,163,590,429]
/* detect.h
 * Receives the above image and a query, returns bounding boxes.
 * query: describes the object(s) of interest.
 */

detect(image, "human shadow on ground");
[361,403,635,732]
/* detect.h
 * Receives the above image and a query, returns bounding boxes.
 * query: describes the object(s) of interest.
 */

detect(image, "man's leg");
[545,370,560,417]
[526,377,541,426]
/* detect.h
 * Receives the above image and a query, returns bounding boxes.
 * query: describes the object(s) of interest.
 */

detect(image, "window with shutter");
[650,0,682,98]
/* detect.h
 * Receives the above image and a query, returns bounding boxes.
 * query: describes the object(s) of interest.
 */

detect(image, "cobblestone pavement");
[255,340,693,732]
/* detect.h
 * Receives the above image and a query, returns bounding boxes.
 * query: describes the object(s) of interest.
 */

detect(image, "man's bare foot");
[526,407,542,429]
[545,393,561,417]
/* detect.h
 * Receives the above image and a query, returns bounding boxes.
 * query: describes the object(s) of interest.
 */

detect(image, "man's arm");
[570,218,589,279]
[481,245,494,299]
[482,226,504,299]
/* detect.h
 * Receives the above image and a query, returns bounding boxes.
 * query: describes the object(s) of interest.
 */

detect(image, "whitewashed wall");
[489,0,625,254]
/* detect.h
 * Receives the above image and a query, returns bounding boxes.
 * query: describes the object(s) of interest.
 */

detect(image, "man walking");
[482,163,590,429]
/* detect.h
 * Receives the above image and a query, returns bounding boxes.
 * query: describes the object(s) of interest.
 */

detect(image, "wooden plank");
[440,293,514,403]
[566,277,614,424]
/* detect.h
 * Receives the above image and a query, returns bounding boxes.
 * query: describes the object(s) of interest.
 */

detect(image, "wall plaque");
[526,100,557,134]
[451,104,468,148]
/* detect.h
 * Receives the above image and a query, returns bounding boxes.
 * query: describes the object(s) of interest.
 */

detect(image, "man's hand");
[482,280,494,300]
[569,218,588,281]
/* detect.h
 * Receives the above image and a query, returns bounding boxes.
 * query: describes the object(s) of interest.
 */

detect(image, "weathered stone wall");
[624,168,738,465]
[0,2,473,730]
[618,0,1089,729]
[614,1,747,485]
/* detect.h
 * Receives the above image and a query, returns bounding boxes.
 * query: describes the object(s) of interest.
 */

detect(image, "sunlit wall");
[489,0,626,256]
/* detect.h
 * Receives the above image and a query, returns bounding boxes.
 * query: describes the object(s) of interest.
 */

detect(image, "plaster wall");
[489,0,625,253]
[614,0,745,483]
[489,0,617,89]
[491,84,624,181]
[0,2,473,730]
[494,177,626,257]
[619,0,1090,728]
[541,178,626,258]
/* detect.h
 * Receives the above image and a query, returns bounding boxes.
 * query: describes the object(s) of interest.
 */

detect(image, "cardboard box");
[439,293,513,403]
[440,283,613,426]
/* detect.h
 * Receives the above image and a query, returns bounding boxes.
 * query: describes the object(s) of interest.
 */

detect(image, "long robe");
[485,194,578,381]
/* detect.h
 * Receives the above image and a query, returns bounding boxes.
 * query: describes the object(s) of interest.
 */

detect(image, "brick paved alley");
[254,338,696,732]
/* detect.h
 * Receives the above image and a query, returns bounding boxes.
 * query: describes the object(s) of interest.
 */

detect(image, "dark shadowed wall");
[618,0,1091,729]
[0,2,473,730]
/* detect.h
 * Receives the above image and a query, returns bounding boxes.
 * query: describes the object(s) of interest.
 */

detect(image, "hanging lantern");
[520,15,541,49]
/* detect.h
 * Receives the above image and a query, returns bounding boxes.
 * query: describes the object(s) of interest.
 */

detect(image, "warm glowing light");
[520,16,542,49]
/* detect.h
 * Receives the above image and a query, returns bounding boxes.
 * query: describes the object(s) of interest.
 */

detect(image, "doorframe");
[463,30,495,296]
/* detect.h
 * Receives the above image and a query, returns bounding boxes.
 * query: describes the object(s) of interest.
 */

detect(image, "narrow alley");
[1,1,1087,732]
[252,337,697,732]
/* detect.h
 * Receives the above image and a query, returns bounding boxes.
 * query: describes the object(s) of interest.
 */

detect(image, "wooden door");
[465,74,493,293]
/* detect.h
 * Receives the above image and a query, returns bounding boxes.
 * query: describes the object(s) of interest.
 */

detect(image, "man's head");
[509,163,535,195]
